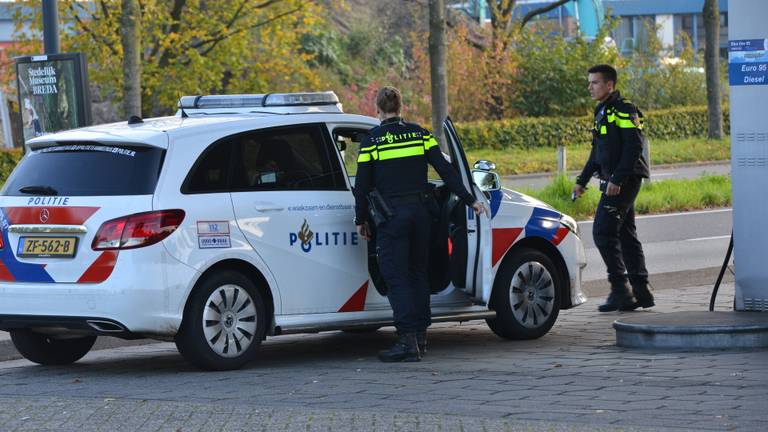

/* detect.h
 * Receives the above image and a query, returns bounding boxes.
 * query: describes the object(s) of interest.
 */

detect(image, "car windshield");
[2,143,165,196]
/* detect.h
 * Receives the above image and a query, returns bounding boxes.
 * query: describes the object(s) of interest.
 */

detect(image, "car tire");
[10,330,96,365]
[486,247,561,340]
[175,270,267,371]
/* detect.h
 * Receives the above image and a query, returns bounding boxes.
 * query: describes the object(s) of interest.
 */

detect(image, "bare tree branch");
[204,0,293,49]
[191,4,307,56]
[155,0,187,67]
[66,2,119,55]
[520,0,570,28]
[99,0,111,20]
[445,8,489,50]
[224,0,252,30]
[253,0,285,10]
[486,0,516,49]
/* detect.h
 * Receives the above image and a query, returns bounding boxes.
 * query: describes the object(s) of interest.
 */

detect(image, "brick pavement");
[0,283,765,431]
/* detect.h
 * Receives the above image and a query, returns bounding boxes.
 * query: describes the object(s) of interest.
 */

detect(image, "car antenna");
[178,95,189,118]
[128,115,144,125]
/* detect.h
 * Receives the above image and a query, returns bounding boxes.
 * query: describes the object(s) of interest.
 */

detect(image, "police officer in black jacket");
[572,65,654,313]
[354,87,487,362]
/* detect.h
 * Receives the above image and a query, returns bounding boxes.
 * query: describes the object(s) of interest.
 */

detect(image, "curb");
[582,266,734,298]
[501,161,730,181]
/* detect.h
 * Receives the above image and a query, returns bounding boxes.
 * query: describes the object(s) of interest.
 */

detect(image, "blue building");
[456,1,729,55]
[606,0,729,55]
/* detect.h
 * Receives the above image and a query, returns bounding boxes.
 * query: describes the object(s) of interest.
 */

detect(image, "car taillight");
[92,210,185,251]
[0,234,4,249]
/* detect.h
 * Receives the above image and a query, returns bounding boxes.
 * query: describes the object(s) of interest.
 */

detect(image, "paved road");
[0,283,765,431]
[580,208,733,284]
[499,161,734,286]
[503,162,730,191]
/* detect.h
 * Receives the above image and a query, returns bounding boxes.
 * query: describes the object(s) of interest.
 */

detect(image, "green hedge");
[0,149,23,185]
[455,105,730,150]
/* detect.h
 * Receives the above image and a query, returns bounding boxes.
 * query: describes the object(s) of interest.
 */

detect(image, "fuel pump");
[728,0,768,312]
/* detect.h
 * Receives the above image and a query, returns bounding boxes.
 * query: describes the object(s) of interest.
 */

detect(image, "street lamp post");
[42,0,60,54]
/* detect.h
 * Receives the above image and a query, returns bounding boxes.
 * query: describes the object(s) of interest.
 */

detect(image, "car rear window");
[1,143,165,196]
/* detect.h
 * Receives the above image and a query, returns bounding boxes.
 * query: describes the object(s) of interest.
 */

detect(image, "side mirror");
[474,160,496,171]
[336,140,347,152]
[472,170,501,192]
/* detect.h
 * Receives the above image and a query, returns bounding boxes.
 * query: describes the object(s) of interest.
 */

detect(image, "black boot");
[378,333,421,362]
[598,281,636,312]
[416,331,427,355]
[629,283,655,309]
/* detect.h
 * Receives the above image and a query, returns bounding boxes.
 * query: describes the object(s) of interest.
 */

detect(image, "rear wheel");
[176,270,267,371]
[10,330,96,365]
[487,247,561,340]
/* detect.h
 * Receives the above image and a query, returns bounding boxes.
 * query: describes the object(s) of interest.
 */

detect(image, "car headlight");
[560,214,580,237]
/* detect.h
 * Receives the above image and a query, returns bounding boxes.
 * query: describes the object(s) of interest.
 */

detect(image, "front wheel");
[10,330,96,365]
[486,247,562,340]
[176,270,267,371]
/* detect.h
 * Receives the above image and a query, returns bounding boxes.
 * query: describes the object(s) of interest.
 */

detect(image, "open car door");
[442,117,493,303]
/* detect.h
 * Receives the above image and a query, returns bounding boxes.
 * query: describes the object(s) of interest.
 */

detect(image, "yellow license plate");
[17,236,78,258]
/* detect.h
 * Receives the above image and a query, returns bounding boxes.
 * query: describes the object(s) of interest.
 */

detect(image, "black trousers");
[592,176,649,288]
[376,202,431,334]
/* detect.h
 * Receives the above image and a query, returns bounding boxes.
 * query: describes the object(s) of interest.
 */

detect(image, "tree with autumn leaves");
[3,0,708,127]
[9,0,323,117]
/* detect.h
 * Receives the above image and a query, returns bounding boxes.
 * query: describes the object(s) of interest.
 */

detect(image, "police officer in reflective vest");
[572,64,654,312]
[354,87,487,362]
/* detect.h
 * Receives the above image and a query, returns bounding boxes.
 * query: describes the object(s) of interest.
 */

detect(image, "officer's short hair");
[588,64,618,85]
[376,86,402,114]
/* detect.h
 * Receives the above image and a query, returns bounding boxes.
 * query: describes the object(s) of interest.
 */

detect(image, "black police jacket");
[353,117,475,224]
[576,91,650,187]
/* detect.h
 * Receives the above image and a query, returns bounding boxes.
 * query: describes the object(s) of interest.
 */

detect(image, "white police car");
[0,92,586,370]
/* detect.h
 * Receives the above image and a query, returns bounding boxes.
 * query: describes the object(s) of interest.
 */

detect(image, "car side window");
[332,128,370,179]
[232,124,345,191]
[182,140,232,194]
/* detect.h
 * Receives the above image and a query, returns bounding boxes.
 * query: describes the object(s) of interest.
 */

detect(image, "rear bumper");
[0,246,198,338]
[0,282,184,338]
[0,314,140,338]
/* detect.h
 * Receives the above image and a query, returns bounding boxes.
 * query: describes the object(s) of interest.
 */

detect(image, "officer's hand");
[472,201,489,217]
[606,182,621,196]
[572,184,586,199]
[356,222,372,241]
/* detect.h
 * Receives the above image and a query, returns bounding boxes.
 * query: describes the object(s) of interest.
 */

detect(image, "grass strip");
[465,137,730,176]
[522,174,732,221]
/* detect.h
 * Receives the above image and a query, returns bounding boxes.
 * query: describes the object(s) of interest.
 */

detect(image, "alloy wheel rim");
[509,261,555,329]
[202,284,258,358]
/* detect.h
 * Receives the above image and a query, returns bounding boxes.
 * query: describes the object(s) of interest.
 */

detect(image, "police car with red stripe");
[0,92,586,370]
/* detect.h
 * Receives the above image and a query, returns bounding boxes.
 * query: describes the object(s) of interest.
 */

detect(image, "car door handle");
[254,206,285,212]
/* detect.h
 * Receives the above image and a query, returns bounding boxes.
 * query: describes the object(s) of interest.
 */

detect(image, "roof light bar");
[263,92,339,107]
[178,92,339,110]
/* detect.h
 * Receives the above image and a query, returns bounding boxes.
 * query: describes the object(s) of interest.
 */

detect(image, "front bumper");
[561,233,588,308]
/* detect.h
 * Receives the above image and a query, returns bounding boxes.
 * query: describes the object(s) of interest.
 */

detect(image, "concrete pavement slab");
[0,282,765,431]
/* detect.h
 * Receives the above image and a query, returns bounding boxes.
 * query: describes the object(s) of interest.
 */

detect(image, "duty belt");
[385,193,423,206]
